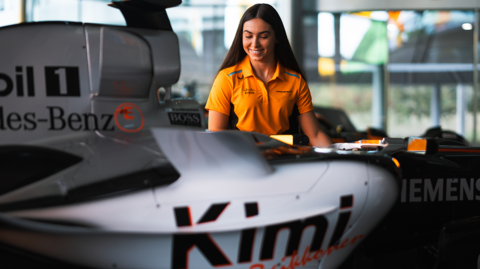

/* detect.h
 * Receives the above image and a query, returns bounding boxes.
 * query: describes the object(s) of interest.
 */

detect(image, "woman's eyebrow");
[244,30,270,35]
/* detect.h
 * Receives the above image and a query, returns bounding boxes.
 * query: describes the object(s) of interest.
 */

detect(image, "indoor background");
[1,0,478,144]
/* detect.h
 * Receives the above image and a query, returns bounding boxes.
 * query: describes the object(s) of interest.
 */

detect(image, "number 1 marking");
[54,68,67,95]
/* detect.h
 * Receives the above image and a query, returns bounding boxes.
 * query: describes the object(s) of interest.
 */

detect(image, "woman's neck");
[249,56,277,84]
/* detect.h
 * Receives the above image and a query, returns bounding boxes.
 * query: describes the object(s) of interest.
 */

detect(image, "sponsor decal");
[168,112,201,127]
[0,66,35,97]
[44,67,80,96]
[263,235,364,269]
[0,66,80,97]
[174,207,193,227]
[401,178,480,202]
[197,203,230,224]
[113,80,136,94]
[171,217,362,269]
[0,106,113,131]
[114,103,145,133]
[172,196,356,269]
[245,202,258,217]
[174,203,230,227]
[244,88,255,95]
[0,104,147,134]
[238,74,244,80]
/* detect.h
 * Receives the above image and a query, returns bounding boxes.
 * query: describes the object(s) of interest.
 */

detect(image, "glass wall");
[25,0,125,25]
[304,10,388,132]
[387,10,476,140]
[304,6,479,144]
[0,0,22,27]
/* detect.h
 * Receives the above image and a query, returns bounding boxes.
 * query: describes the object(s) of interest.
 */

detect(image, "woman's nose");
[253,36,260,47]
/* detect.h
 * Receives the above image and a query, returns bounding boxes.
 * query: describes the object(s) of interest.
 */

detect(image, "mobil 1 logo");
[168,112,201,127]
[0,66,80,97]
[45,67,80,97]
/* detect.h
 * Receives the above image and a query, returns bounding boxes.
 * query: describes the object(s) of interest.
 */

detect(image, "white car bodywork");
[0,129,398,269]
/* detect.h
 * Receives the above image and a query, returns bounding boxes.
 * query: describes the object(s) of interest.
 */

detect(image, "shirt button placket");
[261,82,268,104]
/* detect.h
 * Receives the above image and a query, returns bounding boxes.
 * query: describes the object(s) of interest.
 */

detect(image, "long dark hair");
[218,4,306,81]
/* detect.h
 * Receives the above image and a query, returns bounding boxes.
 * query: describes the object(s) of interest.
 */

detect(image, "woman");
[205,3,332,147]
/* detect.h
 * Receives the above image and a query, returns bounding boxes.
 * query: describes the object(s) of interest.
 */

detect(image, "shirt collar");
[239,56,254,78]
[239,56,285,81]
[273,60,285,81]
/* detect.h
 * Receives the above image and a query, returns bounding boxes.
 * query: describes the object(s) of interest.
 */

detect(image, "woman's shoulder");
[213,64,243,90]
[282,66,302,80]
[280,66,308,93]
[218,64,243,78]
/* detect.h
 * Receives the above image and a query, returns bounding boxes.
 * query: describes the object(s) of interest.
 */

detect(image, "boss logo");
[0,66,80,97]
[168,112,201,127]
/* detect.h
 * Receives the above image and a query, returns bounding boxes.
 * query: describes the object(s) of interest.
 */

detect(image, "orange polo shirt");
[206,56,314,135]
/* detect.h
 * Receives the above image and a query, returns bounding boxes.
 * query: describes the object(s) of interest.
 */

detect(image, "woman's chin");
[248,54,265,61]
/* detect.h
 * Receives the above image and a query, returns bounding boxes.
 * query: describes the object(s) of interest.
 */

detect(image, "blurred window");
[304,8,477,142]
[305,11,388,132]
[317,12,334,58]
[25,0,125,26]
[0,0,22,27]
[388,10,475,140]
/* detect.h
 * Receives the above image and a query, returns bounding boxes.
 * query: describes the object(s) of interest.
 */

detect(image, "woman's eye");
[245,35,252,38]
[261,36,269,39]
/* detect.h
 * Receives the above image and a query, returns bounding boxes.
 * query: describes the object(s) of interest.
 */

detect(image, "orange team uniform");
[205,56,314,135]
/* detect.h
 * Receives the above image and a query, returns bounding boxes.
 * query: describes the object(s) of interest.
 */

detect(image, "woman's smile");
[250,49,263,55]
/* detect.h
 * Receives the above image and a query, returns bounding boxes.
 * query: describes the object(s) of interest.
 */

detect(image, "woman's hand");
[298,111,333,147]
[208,110,229,131]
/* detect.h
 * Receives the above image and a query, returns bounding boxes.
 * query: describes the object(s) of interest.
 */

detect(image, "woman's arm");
[298,111,333,147]
[208,110,229,131]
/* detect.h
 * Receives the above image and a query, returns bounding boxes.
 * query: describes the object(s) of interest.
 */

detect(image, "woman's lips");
[250,49,263,55]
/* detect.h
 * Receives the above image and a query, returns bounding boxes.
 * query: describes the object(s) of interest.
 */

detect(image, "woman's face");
[243,18,276,63]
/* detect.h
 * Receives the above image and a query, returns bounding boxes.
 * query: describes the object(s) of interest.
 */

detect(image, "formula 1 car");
[0,1,399,269]
[331,138,480,269]
[1,1,479,269]
[313,106,470,146]
[312,107,388,143]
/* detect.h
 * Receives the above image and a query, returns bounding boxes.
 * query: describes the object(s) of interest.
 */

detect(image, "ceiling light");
[462,23,473,30]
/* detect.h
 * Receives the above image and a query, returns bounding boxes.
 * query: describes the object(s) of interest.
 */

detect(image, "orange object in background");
[355,140,383,144]
[367,129,384,140]
[407,138,427,151]
[270,135,294,145]
[392,158,400,168]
